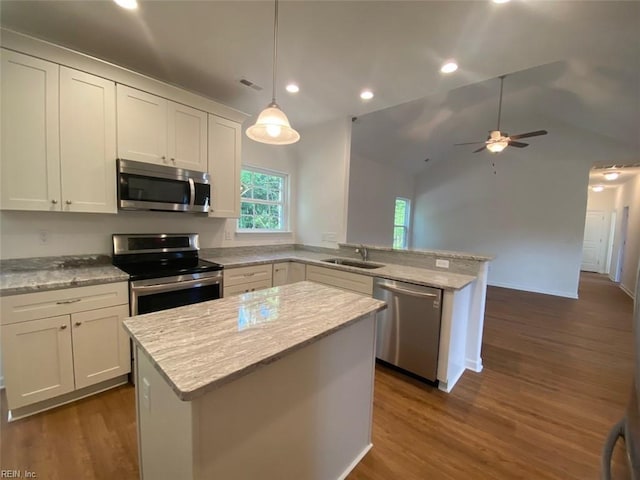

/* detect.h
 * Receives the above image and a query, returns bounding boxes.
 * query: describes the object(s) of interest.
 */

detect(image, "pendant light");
[246,0,300,145]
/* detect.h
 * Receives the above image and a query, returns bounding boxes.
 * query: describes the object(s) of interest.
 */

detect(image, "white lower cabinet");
[306,265,373,296]
[223,264,273,297]
[273,262,306,286]
[0,283,130,415]
[2,314,75,409]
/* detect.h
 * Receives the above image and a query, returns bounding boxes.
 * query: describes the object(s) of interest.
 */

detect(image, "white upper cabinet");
[0,50,117,214]
[117,85,207,171]
[116,84,168,165]
[167,101,208,171]
[208,114,241,218]
[1,50,61,211]
[59,67,117,213]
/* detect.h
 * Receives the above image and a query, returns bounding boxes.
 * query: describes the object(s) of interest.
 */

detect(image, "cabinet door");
[288,263,306,284]
[1,315,74,409]
[167,101,207,171]
[116,84,168,165]
[0,50,61,211]
[71,304,131,389]
[273,262,290,286]
[306,265,373,296]
[60,67,117,213]
[208,115,241,218]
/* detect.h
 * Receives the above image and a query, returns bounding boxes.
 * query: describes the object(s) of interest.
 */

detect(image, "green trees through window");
[239,168,287,231]
[393,197,410,249]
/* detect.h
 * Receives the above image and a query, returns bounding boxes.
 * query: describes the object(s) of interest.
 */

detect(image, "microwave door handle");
[188,177,196,208]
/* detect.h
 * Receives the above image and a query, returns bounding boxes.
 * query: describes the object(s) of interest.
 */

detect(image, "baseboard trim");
[620,283,636,300]
[488,281,578,299]
[465,358,483,373]
[438,366,465,393]
[337,443,372,480]
[7,375,129,422]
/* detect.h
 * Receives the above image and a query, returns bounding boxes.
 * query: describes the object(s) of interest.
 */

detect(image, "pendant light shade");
[246,0,300,145]
[246,102,300,145]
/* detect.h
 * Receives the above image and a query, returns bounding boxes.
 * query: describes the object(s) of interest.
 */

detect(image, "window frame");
[393,197,411,250]
[237,165,289,233]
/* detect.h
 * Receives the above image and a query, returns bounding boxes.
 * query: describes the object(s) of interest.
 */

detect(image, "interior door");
[582,210,606,273]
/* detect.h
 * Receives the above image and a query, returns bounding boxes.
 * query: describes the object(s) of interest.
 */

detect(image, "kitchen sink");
[321,258,385,269]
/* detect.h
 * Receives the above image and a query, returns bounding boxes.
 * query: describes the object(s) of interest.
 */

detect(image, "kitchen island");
[123,281,386,480]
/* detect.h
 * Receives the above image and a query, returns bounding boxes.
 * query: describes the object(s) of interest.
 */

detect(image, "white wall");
[0,138,297,259]
[611,174,640,298]
[410,127,637,298]
[346,153,415,247]
[296,117,352,248]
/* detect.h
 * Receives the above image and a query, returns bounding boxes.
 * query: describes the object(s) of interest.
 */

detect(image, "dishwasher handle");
[378,282,439,299]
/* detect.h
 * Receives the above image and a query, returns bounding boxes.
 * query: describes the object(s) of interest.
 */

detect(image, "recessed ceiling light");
[360,90,374,100]
[440,61,458,74]
[285,83,299,93]
[492,0,511,4]
[114,0,138,9]
[603,171,620,181]
[592,185,605,192]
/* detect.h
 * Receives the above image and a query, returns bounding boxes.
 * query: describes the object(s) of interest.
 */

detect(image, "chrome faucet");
[355,245,369,262]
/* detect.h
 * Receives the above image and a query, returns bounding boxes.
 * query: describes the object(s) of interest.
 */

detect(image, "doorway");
[614,206,630,283]
[581,210,607,273]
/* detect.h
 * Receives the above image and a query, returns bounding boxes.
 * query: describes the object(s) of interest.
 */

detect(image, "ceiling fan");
[455,75,548,153]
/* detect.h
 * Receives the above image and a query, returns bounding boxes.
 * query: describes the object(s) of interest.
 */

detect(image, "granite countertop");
[0,255,129,296]
[338,243,493,262]
[124,281,386,401]
[203,250,476,291]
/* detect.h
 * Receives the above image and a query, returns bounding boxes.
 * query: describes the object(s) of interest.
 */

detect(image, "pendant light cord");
[271,0,279,104]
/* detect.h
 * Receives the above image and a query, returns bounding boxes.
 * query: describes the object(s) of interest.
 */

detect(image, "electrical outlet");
[142,377,151,411]
[224,230,232,241]
[435,259,450,269]
[39,230,48,245]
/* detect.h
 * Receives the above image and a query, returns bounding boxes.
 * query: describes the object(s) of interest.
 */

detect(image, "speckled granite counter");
[124,281,386,401]
[202,249,476,291]
[0,255,129,296]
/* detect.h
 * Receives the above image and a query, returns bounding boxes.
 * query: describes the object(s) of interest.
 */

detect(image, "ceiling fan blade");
[455,141,485,146]
[508,141,529,148]
[509,130,548,140]
[473,146,487,153]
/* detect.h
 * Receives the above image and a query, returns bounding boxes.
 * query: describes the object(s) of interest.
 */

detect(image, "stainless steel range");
[112,233,223,315]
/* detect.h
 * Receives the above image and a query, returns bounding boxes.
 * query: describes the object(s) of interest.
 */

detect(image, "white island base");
[135,314,377,480]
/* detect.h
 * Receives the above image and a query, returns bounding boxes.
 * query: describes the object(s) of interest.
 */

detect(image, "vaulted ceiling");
[1,1,639,173]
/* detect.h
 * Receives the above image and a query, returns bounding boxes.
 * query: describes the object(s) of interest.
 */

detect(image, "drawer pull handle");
[60,324,67,330]
[75,321,82,327]
[244,273,256,277]
[51,199,58,204]
[56,298,82,305]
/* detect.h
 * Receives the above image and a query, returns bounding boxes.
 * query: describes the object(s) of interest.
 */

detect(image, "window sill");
[235,230,294,236]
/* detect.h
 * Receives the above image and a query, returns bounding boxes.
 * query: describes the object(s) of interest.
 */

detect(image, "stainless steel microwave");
[117,159,211,213]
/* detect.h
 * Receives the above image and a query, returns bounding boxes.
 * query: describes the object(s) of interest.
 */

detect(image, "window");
[393,197,411,249]
[238,167,288,231]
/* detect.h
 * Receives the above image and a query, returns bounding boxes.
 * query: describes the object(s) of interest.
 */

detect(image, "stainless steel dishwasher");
[373,278,442,383]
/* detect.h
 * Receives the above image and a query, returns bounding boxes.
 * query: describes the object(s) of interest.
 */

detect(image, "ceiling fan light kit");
[246,0,300,145]
[455,75,548,154]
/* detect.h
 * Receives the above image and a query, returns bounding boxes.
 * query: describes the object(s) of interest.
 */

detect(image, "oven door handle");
[132,276,222,295]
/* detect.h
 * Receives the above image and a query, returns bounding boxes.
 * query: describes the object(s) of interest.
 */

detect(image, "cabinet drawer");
[306,265,373,296]
[223,279,273,297]
[224,265,272,287]
[1,282,129,325]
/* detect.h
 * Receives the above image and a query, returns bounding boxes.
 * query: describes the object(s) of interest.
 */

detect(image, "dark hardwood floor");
[1,273,634,479]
